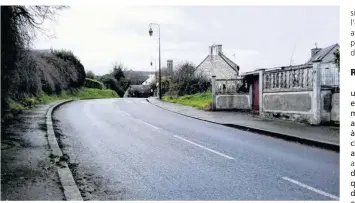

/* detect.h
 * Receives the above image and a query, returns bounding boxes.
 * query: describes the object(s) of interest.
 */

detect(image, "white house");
[142,74,156,85]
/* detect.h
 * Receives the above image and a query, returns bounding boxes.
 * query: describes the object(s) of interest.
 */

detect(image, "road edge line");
[146,98,339,152]
[46,99,83,201]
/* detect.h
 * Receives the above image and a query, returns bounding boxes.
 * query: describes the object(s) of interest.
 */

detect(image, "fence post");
[212,76,216,111]
[311,62,321,125]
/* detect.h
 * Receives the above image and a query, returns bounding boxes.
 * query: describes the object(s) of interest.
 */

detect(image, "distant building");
[195,44,240,80]
[305,43,339,87]
[305,43,339,64]
[142,74,156,85]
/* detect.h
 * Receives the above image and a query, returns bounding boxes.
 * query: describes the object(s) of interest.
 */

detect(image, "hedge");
[84,78,104,90]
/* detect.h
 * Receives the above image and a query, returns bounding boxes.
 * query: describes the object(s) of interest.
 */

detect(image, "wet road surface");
[52,98,339,200]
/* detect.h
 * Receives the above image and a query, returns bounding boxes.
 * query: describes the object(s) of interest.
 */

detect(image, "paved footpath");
[1,102,66,200]
[147,97,339,150]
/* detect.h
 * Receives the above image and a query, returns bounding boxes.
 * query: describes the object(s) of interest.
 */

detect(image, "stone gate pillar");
[311,62,321,125]
[259,70,264,116]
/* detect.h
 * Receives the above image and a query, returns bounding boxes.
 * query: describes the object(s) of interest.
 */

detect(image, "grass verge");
[163,92,212,110]
[8,88,119,113]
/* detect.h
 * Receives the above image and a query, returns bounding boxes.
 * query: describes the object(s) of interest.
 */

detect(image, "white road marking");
[122,111,131,117]
[282,177,339,200]
[137,119,160,130]
[119,110,159,130]
[118,109,233,160]
[141,101,148,104]
[126,100,133,103]
[172,135,235,160]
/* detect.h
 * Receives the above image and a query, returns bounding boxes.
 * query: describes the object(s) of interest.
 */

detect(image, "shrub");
[41,52,80,93]
[168,62,211,96]
[112,64,125,81]
[1,6,69,121]
[117,77,130,91]
[334,49,340,71]
[4,49,87,104]
[161,77,170,95]
[100,76,125,97]
[51,49,86,88]
[98,64,131,97]
[7,52,43,99]
[111,64,130,91]
[84,78,104,89]
[86,70,96,79]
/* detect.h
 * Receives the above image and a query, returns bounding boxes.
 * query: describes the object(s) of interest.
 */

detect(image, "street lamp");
[148,23,162,100]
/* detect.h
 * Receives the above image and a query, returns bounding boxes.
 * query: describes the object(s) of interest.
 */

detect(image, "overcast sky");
[34,5,339,75]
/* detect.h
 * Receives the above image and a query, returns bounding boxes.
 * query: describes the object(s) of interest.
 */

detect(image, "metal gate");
[252,79,259,110]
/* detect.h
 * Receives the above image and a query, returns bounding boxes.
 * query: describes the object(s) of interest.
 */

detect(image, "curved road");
[53,98,339,200]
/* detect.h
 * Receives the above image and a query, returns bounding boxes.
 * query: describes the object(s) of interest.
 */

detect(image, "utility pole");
[149,23,162,99]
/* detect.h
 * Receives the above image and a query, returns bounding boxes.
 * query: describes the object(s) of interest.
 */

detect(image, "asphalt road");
[52,98,339,200]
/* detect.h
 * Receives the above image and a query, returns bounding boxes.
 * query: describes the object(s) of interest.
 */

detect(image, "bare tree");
[7,6,68,47]
[1,6,68,118]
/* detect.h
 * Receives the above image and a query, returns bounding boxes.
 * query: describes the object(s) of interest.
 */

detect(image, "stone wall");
[262,91,313,123]
[215,94,250,110]
[261,89,338,124]
[263,91,312,112]
[211,60,339,125]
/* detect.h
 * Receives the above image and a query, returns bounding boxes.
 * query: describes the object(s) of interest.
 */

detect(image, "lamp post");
[149,23,162,100]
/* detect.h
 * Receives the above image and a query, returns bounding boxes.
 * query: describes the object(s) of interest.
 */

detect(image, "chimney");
[311,48,321,57]
[209,44,222,56]
[167,60,173,75]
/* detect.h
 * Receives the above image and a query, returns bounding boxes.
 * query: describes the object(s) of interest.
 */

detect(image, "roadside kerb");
[46,99,83,201]
[146,98,339,152]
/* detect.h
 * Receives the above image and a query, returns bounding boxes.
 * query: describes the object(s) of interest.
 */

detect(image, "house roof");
[195,55,210,70]
[219,52,240,72]
[195,52,240,71]
[306,43,339,64]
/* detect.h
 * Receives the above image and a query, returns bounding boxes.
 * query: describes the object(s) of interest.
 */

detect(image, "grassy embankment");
[8,88,119,112]
[163,92,212,109]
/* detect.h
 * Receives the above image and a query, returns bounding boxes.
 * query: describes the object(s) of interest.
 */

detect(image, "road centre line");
[122,111,131,117]
[119,110,159,130]
[141,101,148,104]
[282,177,339,200]
[172,134,235,160]
[136,118,160,130]
[118,110,234,160]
